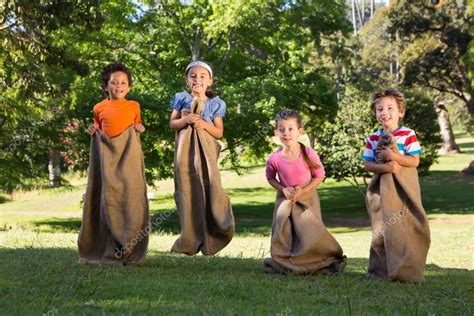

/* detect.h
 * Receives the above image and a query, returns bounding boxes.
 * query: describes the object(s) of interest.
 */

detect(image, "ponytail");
[205,87,216,99]
[299,142,320,171]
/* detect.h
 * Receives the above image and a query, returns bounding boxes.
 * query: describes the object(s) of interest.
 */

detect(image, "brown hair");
[275,109,320,171]
[371,88,406,114]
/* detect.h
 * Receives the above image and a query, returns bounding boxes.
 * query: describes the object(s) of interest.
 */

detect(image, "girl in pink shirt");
[263,109,346,275]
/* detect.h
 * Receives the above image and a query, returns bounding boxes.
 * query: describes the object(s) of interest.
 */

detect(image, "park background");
[0,0,473,314]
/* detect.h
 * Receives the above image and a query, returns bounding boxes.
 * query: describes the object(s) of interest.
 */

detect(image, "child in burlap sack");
[362,88,430,283]
[263,109,347,275]
[78,62,149,266]
[168,61,234,256]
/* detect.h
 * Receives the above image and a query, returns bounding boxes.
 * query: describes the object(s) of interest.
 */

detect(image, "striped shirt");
[362,126,423,161]
[170,91,226,126]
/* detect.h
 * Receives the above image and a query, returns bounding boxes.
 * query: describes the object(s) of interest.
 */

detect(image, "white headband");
[185,61,213,79]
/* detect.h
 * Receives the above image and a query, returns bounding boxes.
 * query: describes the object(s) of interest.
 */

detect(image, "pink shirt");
[266,147,325,188]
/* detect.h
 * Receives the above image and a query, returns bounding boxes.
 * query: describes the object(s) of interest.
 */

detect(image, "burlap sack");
[78,127,149,265]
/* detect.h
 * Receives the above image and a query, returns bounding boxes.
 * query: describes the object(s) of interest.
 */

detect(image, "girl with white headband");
[168,61,235,256]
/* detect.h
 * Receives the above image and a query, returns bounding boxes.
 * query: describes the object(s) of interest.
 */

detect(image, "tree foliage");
[1,0,353,191]
[387,0,473,125]
[0,1,103,192]
[1,0,454,192]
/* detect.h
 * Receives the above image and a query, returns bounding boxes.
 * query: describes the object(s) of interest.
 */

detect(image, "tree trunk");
[460,159,474,176]
[48,149,61,187]
[467,94,474,128]
[459,94,474,175]
[191,29,201,61]
[435,103,460,154]
[354,0,363,30]
[361,0,365,25]
[352,0,357,35]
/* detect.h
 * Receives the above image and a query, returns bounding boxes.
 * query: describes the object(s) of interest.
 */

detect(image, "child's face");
[105,71,130,100]
[375,96,404,133]
[275,118,303,147]
[186,66,213,97]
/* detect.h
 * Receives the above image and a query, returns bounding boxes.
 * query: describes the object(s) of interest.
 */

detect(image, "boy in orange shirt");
[87,62,144,136]
[78,62,149,266]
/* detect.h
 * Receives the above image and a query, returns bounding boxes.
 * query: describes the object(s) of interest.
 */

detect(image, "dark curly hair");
[101,62,132,94]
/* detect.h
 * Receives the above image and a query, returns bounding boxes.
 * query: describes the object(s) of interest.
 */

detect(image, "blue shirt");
[170,91,226,125]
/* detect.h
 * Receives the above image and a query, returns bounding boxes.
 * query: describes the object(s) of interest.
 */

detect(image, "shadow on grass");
[420,171,474,215]
[220,163,266,172]
[0,247,472,314]
[458,141,474,152]
[31,171,473,234]
[0,195,11,204]
[32,217,82,232]
[150,208,275,236]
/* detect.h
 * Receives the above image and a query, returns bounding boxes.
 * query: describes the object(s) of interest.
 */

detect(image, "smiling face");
[105,71,130,100]
[374,96,404,133]
[186,66,213,97]
[275,118,304,148]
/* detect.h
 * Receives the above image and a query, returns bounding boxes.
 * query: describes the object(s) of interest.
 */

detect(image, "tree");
[315,87,374,197]
[356,4,462,157]
[387,0,473,174]
[64,0,352,180]
[0,1,103,192]
[388,1,472,124]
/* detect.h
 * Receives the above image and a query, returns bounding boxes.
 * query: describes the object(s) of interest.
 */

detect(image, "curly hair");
[100,62,132,93]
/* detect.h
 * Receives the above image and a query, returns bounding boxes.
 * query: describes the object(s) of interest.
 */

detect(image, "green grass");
[1,223,472,314]
[0,132,473,314]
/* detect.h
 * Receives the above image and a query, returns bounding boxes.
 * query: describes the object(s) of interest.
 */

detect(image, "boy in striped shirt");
[363,89,422,173]
[362,88,430,283]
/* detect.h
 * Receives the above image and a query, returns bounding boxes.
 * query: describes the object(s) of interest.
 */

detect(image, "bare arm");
[194,116,224,139]
[169,109,199,131]
[291,176,324,202]
[297,176,324,194]
[267,178,284,193]
[87,109,100,135]
[380,148,419,168]
[268,178,298,201]
[268,176,324,202]
[365,160,401,174]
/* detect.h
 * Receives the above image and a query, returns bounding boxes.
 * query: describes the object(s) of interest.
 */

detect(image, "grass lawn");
[0,133,473,314]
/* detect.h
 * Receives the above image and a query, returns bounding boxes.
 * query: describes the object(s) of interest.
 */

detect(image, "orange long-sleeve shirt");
[93,99,142,138]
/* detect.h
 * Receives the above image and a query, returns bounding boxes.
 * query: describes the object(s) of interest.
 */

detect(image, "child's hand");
[87,125,97,136]
[184,114,200,125]
[134,123,145,133]
[193,118,207,130]
[282,187,296,201]
[292,186,304,202]
[386,161,401,173]
[378,147,394,161]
